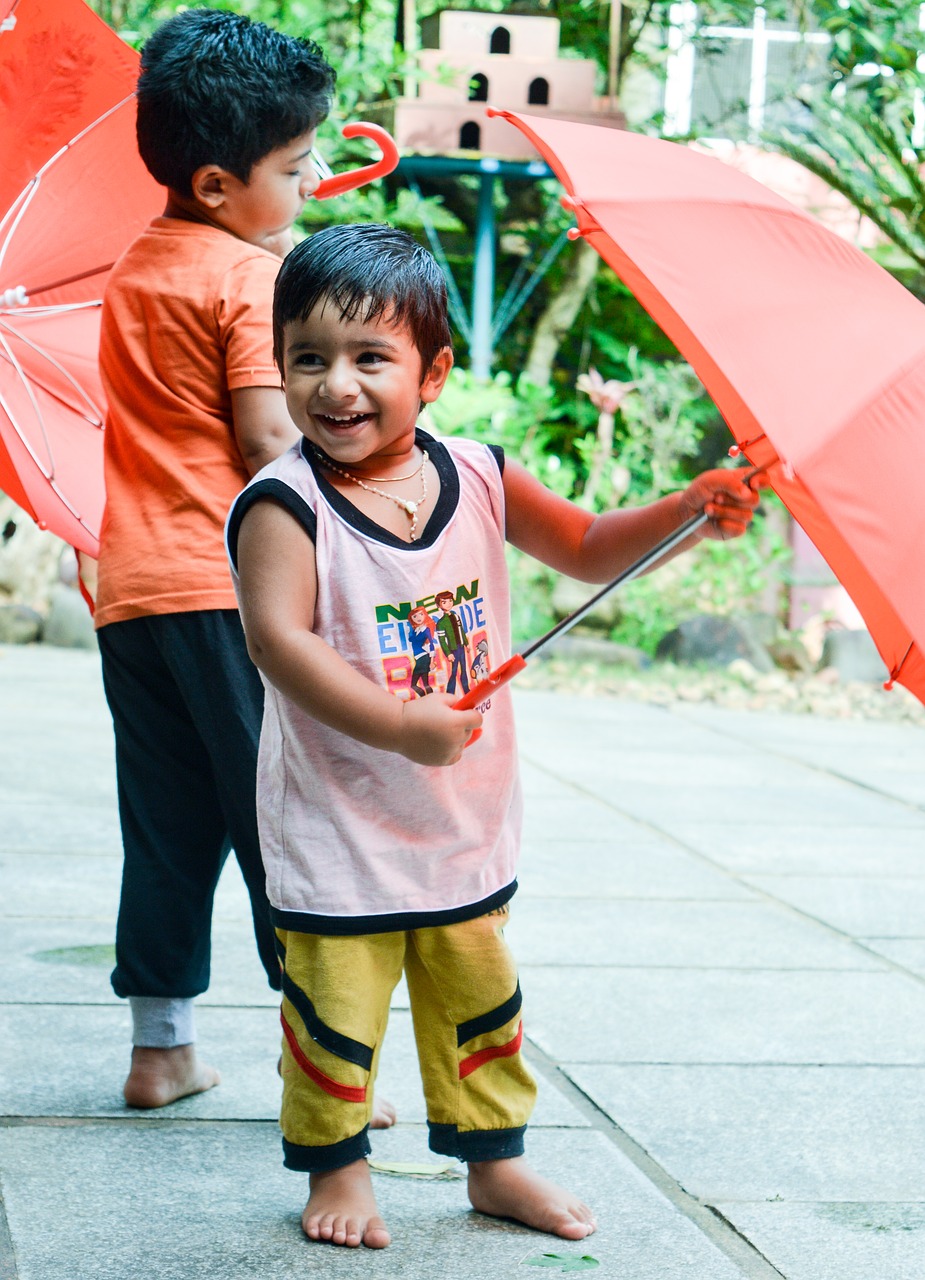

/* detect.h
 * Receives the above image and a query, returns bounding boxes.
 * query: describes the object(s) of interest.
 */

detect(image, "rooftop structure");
[376,8,624,158]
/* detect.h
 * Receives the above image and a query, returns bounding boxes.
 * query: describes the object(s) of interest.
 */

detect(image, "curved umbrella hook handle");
[312,123,400,201]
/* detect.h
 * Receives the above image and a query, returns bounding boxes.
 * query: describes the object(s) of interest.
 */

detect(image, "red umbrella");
[0,0,158,555]
[484,107,925,705]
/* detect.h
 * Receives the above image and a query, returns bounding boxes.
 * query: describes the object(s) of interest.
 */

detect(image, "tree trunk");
[521,239,599,388]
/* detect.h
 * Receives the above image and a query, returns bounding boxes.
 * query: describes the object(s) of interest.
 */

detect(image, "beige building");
[377,9,624,158]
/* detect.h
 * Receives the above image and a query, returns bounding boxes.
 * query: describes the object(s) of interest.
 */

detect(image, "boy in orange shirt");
[95,8,340,1110]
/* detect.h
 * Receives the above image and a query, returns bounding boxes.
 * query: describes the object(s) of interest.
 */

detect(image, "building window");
[490,26,511,55]
[664,3,830,140]
[460,121,481,149]
[469,72,489,102]
[528,77,549,105]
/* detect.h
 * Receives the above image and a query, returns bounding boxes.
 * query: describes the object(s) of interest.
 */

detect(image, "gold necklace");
[315,448,429,541]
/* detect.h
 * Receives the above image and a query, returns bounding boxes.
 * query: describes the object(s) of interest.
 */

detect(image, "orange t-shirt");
[95,218,282,627]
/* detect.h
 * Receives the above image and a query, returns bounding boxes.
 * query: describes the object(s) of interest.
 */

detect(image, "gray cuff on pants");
[130,996,196,1048]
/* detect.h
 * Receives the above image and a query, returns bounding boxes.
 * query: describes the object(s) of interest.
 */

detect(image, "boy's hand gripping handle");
[312,123,400,200]
[452,654,528,746]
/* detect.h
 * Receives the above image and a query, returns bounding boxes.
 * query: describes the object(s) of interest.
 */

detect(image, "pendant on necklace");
[404,501,418,515]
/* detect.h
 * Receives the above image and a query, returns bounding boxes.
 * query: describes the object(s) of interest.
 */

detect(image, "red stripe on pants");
[458,1021,524,1080]
[281,1012,367,1103]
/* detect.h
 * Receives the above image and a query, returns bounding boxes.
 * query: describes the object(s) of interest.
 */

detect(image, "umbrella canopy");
[490,108,925,704]
[0,0,159,555]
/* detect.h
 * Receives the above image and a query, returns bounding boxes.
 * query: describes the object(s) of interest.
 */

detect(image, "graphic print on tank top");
[375,577,493,709]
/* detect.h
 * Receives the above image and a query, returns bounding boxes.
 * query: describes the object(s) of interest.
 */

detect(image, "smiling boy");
[226,224,759,1249]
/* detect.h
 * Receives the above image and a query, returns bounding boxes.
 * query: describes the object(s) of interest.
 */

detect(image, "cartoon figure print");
[408,605,437,698]
[434,589,470,696]
[470,638,490,683]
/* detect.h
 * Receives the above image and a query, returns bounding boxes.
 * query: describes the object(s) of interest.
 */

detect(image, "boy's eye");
[291,353,322,368]
[357,351,385,365]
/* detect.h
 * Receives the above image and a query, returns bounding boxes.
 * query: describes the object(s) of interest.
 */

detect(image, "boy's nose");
[300,165,321,199]
[319,361,358,400]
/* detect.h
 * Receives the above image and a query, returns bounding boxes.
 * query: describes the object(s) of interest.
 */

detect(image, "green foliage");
[612,500,792,654]
[769,94,925,277]
[428,369,579,498]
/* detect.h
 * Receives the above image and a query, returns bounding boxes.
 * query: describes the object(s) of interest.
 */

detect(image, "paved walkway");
[2,642,925,1279]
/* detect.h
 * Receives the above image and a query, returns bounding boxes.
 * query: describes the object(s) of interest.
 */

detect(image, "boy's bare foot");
[467,1156,596,1240]
[370,1095,397,1129]
[302,1159,390,1249]
[123,1045,220,1109]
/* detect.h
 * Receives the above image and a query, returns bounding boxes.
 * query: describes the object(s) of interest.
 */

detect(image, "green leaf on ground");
[523,1254,600,1271]
[367,1158,463,1180]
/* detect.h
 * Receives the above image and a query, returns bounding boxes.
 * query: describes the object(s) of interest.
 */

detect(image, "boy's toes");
[370,1095,397,1128]
[554,1209,596,1240]
[363,1217,391,1249]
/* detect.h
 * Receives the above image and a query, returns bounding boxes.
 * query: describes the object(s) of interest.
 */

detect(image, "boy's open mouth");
[315,412,371,429]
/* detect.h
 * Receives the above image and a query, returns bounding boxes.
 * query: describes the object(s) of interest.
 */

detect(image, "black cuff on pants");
[428,1121,526,1163]
[282,1126,372,1173]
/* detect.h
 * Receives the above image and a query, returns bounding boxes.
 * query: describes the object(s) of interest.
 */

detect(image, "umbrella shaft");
[521,510,708,660]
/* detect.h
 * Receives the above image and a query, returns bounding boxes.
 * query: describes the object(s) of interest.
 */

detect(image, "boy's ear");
[420,346,454,404]
[190,164,235,210]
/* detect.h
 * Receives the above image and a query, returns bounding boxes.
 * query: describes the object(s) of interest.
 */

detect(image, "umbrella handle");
[452,654,528,747]
[312,123,400,200]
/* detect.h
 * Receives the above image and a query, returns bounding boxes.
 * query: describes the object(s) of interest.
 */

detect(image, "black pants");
[98,610,280,999]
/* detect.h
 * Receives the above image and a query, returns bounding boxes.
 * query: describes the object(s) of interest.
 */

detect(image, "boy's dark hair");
[137,9,335,196]
[273,224,453,375]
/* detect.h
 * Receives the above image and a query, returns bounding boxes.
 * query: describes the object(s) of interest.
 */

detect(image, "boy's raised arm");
[235,500,482,764]
[502,460,759,583]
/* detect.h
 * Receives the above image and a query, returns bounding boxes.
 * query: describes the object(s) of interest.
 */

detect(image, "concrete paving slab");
[566,1063,925,1201]
[0,801,121,856]
[658,822,925,877]
[583,778,917,830]
[0,1122,752,1280]
[2,852,121,919]
[744,875,925,938]
[860,938,925,979]
[520,789,659,843]
[669,705,925,807]
[0,736,115,805]
[713,1201,925,1280]
[517,839,757,901]
[523,967,925,1064]
[508,898,883,970]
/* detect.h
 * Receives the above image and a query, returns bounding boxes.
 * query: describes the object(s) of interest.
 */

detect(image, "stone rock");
[766,634,815,673]
[42,586,96,650]
[0,495,66,610]
[655,614,775,671]
[544,634,651,669]
[0,604,42,644]
[550,573,622,632]
[819,629,888,683]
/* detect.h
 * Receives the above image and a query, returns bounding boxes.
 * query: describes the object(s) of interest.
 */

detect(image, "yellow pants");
[276,904,537,1172]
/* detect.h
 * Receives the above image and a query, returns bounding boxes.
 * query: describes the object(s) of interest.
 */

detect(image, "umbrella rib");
[0,92,136,279]
[0,379,97,534]
[0,373,98,535]
[27,264,115,298]
[0,317,105,425]
[0,330,58,474]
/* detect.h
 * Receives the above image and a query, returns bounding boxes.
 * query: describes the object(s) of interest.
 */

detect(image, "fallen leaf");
[523,1254,600,1272]
[367,1158,463,1180]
